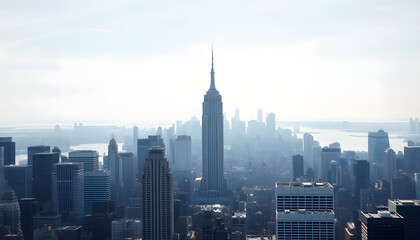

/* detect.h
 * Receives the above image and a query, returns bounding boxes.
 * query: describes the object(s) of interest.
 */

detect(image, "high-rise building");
[141,148,173,240]
[353,160,369,208]
[68,150,98,172]
[266,113,276,138]
[312,146,322,180]
[320,146,341,181]
[390,174,415,199]
[383,148,396,180]
[258,108,263,123]
[173,135,192,173]
[19,198,39,240]
[4,165,32,199]
[275,182,335,240]
[292,155,304,181]
[52,163,84,223]
[137,136,164,176]
[403,146,420,174]
[388,199,420,240]
[32,152,59,211]
[119,152,136,191]
[107,138,123,187]
[111,219,142,240]
[200,49,227,195]
[0,191,21,234]
[0,146,4,196]
[84,171,111,215]
[28,145,50,166]
[0,137,16,166]
[133,126,138,156]
[368,130,390,165]
[359,210,404,240]
[303,133,314,168]
[415,173,420,200]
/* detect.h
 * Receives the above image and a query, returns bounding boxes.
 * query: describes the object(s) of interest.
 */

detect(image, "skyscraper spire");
[210,46,216,90]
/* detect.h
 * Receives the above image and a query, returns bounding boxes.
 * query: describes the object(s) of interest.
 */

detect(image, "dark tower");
[200,48,227,195]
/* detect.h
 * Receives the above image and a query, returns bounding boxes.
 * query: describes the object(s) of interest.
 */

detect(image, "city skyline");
[1,1,420,125]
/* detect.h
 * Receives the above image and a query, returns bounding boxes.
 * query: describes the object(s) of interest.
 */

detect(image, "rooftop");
[276,182,333,188]
[277,210,334,215]
[361,211,402,219]
[389,199,420,206]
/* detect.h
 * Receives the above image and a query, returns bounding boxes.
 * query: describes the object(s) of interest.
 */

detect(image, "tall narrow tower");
[141,148,173,240]
[201,48,227,195]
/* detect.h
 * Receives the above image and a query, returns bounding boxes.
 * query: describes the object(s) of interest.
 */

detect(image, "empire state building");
[200,49,227,196]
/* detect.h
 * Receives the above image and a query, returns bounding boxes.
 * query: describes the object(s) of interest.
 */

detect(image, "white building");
[276,182,335,240]
[276,210,335,239]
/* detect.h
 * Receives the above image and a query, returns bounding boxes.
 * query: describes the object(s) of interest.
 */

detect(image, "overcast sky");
[1,0,419,126]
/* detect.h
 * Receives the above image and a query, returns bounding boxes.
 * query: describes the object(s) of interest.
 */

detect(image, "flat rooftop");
[389,199,420,206]
[361,211,402,219]
[276,182,333,188]
[277,210,334,215]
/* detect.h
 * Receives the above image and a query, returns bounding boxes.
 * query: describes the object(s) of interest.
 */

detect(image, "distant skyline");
[1,0,420,125]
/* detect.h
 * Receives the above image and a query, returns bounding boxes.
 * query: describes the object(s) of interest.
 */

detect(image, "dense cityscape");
[0,50,419,240]
[2,1,420,240]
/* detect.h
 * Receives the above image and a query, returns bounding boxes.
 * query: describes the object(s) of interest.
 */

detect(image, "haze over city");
[1,1,420,240]
[1,0,420,124]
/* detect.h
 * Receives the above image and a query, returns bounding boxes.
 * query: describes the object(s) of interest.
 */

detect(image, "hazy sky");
[1,0,420,126]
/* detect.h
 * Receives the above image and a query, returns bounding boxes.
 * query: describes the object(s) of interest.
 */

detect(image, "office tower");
[258,108,263,123]
[200,49,227,195]
[383,148,395,180]
[409,117,420,134]
[390,174,415,199]
[4,165,32,199]
[133,126,138,155]
[141,148,173,240]
[84,171,111,215]
[359,210,404,240]
[353,160,369,208]
[368,130,390,165]
[111,219,142,240]
[388,199,420,240]
[0,137,15,166]
[403,146,420,174]
[0,146,4,196]
[292,155,304,181]
[0,191,21,234]
[119,152,136,191]
[320,146,341,181]
[28,145,50,166]
[55,226,82,240]
[173,135,192,173]
[91,201,113,240]
[266,112,276,138]
[275,182,335,240]
[107,138,123,187]
[328,160,338,185]
[69,150,98,172]
[19,198,38,240]
[52,163,84,223]
[312,146,321,180]
[32,152,59,211]
[416,173,420,200]
[303,133,314,167]
[137,135,164,176]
